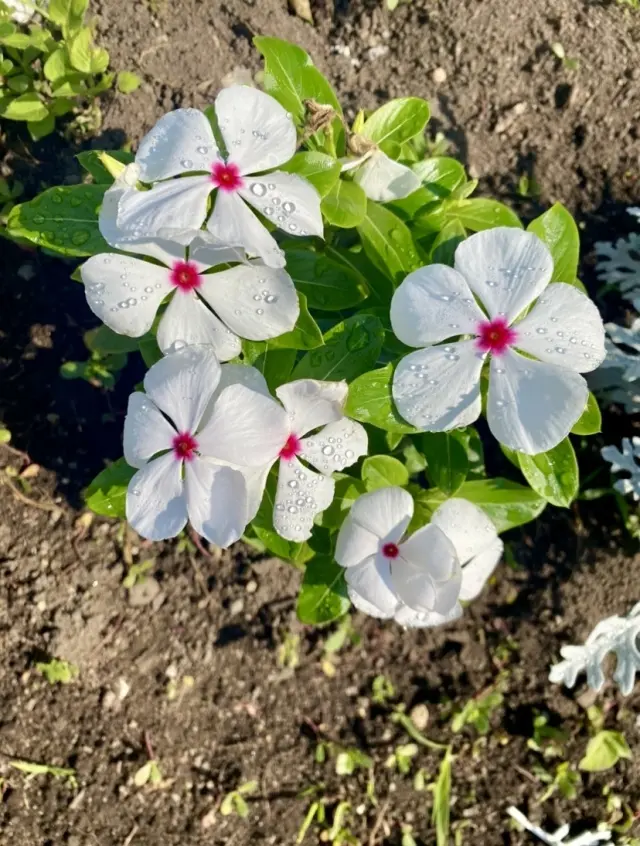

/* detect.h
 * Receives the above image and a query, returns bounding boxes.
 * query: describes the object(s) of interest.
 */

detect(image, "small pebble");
[432,67,447,84]
[410,703,430,731]
[230,598,244,615]
[128,577,160,607]
[245,579,258,594]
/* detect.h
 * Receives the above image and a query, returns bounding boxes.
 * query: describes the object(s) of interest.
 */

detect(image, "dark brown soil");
[1,1,640,845]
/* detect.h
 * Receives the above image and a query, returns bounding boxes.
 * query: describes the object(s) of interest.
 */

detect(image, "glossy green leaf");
[515,438,579,508]
[445,198,522,231]
[361,97,430,154]
[413,157,466,198]
[528,202,580,285]
[571,392,601,436]
[292,314,384,382]
[254,36,342,123]
[579,731,632,773]
[68,26,93,73]
[325,245,394,307]
[27,112,55,141]
[0,92,48,122]
[284,249,368,310]
[406,484,447,535]
[362,455,409,491]
[316,474,366,529]
[7,184,108,257]
[49,0,88,34]
[345,363,419,434]
[138,334,162,368]
[454,478,546,533]
[250,346,296,393]
[430,219,466,266]
[266,292,323,350]
[84,324,140,355]
[297,556,350,625]
[357,200,421,282]
[280,151,341,198]
[321,179,367,228]
[422,432,469,495]
[76,149,135,184]
[84,458,134,518]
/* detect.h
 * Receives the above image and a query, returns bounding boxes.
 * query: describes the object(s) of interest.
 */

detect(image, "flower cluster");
[11,42,606,631]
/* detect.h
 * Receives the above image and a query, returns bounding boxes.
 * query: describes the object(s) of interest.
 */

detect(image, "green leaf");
[413,157,466,199]
[280,151,340,198]
[527,202,579,285]
[297,556,350,625]
[445,197,523,231]
[430,219,466,266]
[292,314,384,382]
[7,184,108,257]
[422,432,469,495]
[254,36,342,123]
[284,249,368,310]
[361,97,430,154]
[68,26,93,73]
[138,334,162,368]
[250,346,296,393]
[432,749,454,846]
[579,731,632,773]
[357,200,421,282]
[0,92,49,122]
[84,458,134,518]
[321,179,367,228]
[316,474,366,529]
[515,438,579,508]
[362,455,409,491]
[455,478,546,533]
[49,0,88,34]
[76,149,135,184]
[116,70,141,94]
[90,46,110,75]
[267,292,323,350]
[326,245,394,307]
[7,74,30,94]
[345,363,419,434]
[27,112,55,141]
[84,324,141,355]
[571,392,601,435]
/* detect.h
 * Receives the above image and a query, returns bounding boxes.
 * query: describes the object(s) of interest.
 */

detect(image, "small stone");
[128,577,160,607]
[245,579,258,594]
[366,45,389,61]
[432,67,447,84]
[101,690,117,711]
[201,807,217,829]
[116,678,130,700]
[230,598,244,615]
[410,703,430,731]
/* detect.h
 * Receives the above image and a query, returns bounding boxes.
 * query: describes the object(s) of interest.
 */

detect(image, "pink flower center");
[279,434,302,461]
[172,431,198,462]
[211,161,243,192]
[382,542,400,559]
[476,317,517,355]
[170,261,201,292]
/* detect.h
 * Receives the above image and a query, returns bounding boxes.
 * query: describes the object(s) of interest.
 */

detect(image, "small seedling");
[10,759,77,786]
[451,684,504,735]
[220,780,258,819]
[401,824,418,846]
[326,801,358,845]
[391,705,448,751]
[123,559,154,589]
[371,674,395,706]
[539,762,581,803]
[134,731,163,788]
[385,743,419,775]
[297,797,327,843]
[527,712,568,759]
[517,173,541,198]
[277,631,300,670]
[321,617,360,676]
[335,747,373,776]
[579,730,632,773]
[550,42,580,70]
[430,747,454,846]
[35,657,78,685]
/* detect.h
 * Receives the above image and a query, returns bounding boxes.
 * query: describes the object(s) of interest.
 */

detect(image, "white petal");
[143,345,221,434]
[157,291,241,361]
[392,524,461,614]
[136,108,217,182]
[514,283,606,373]
[82,254,171,337]
[346,486,413,544]
[430,497,500,565]
[203,362,271,423]
[273,457,335,541]
[353,151,421,202]
[207,190,285,268]
[394,603,463,628]
[116,176,212,243]
[346,557,398,618]
[189,236,247,269]
[198,264,298,341]
[185,460,248,546]
[216,85,297,175]
[393,340,485,431]
[459,538,503,602]
[240,462,273,522]
[335,514,380,569]
[454,227,553,322]
[488,348,589,454]
[239,171,323,241]
[276,380,348,437]
[390,265,487,347]
[123,392,175,469]
[126,453,187,541]
[197,384,289,466]
[300,418,368,475]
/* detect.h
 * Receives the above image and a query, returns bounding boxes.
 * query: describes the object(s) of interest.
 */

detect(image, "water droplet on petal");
[250,182,267,197]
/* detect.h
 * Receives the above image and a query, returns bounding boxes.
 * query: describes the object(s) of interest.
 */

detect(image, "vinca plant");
[6,37,607,627]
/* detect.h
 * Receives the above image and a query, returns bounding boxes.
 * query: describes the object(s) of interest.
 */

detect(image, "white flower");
[112,86,323,268]
[81,233,299,360]
[507,807,611,846]
[124,345,263,544]
[390,227,606,455]
[601,437,640,500]
[335,488,503,627]
[549,601,640,696]
[341,150,420,203]
[2,0,37,23]
[199,379,368,542]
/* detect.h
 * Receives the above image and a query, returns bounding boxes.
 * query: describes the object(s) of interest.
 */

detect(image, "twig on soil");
[189,528,213,559]
[368,798,391,846]
[122,825,139,846]
[514,764,539,784]
[1,475,60,513]
[144,731,155,762]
